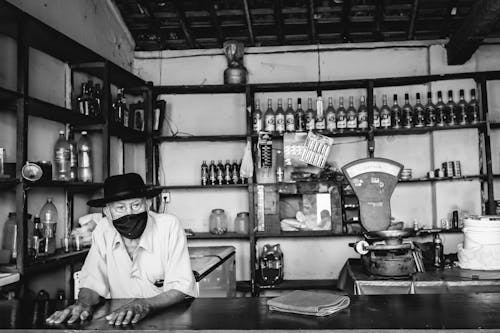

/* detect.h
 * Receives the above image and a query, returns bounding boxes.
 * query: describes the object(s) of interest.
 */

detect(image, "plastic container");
[53,130,71,180]
[209,209,228,235]
[463,216,500,249]
[234,212,249,234]
[2,213,17,262]
[39,198,58,254]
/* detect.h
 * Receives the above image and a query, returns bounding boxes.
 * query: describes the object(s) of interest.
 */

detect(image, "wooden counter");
[2,293,500,331]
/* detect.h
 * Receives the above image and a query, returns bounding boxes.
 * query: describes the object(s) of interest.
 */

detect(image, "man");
[46,173,197,326]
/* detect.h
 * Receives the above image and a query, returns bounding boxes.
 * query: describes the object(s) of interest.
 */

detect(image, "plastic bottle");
[39,198,58,255]
[53,130,71,181]
[77,131,92,182]
[2,212,17,263]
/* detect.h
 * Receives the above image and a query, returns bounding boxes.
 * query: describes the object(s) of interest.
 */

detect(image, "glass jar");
[2,212,17,262]
[209,209,228,235]
[234,212,249,234]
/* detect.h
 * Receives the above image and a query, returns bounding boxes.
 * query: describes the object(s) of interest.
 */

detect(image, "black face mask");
[112,211,148,239]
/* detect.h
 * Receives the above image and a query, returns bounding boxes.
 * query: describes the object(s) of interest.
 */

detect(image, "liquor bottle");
[113,89,123,123]
[295,98,306,132]
[457,89,468,125]
[373,95,380,128]
[325,97,336,132]
[32,215,45,257]
[216,160,224,185]
[67,128,78,181]
[305,97,315,131]
[275,98,285,134]
[468,89,480,124]
[285,98,295,132]
[77,131,92,182]
[209,160,217,186]
[391,94,402,129]
[414,93,425,128]
[87,80,96,117]
[253,99,263,133]
[357,96,368,129]
[264,98,275,132]
[315,96,326,131]
[120,89,129,127]
[402,93,413,129]
[446,90,458,126]
[336,96,347,131]
[433,233,444,268]
[380,94,391,129]
[276,149,284,183]
[425,92,436,127]
[201,160,208,186]
[231,160,240,184]
[94,83,102,117]
[77,82,91,116]
[435,91,446,127]
[224,160,232,185]
[54,130,71,181]
[346,96,357,130]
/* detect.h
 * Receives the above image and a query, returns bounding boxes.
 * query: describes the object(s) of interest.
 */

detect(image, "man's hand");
[46,302,93,325]
[105,299,152,326]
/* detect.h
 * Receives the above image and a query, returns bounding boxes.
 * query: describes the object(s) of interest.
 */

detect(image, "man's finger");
[46,311,60,323]
[131,313,141,324]
[106,311,117,323]
[122,310,134,325]
[67,313,80,324]
[80,310,90,321]
[54,309,71,324]
[114,311,126,326]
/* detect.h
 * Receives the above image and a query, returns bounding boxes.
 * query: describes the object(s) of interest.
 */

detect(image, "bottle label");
[305,114,315,130]
[373,114,380,128]
[381,113,391,127]
[285,114,295,131]
[253,114,262,132]
[264,115,275,132]
[326,113,336,131]
[358,113,368,128]
[436,107,446,126]
[347,115,357,129]
[232,165,239,184]
[201,165,208,185]
[315,119,325,130]
[337,116,347,129]
[55,148,70,172]
[275,114,285,132]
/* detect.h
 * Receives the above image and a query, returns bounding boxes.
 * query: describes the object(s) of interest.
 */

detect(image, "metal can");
[453,161,462,177]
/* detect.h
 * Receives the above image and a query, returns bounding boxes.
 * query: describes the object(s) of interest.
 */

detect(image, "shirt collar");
[110,212,154,253]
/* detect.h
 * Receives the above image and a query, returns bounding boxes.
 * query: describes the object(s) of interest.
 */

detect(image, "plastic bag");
[240,141,254,179]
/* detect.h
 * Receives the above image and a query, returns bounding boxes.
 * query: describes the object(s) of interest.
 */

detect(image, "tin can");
[453,161,462,177]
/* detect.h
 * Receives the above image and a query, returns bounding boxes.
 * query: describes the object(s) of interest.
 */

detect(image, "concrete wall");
[135,40,500,288]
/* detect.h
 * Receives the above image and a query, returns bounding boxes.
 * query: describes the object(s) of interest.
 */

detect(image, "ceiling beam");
[207,0,223,47]
[446,0,500,65]
[308,0,317,44]
[136,0,166,49]
[341,0,351,42]
[274,0,284,44]
[172,0,196,48]
[408,0,419,40]
[373,0,384,41]
[242,0,255,45]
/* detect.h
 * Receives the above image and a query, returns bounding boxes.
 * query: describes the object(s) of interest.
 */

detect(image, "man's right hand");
[46,302,93,324]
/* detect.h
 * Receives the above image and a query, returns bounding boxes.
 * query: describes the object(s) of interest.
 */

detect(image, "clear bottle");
[264,98,275,132]
[209,160,217,186]
[305,97,315,131]
[77,131,93,182]
[285,98,295,132]
[54,130,71,181]
[77,82,91,116]
[275,98,286,134]
[325,97,336,132]
[380,94,391,129]
[468,89,480,124]
[402,93,413,129]
[216,160,224,185]
[435,91,446,127]
[209,208,228,235]
[253,99,263,133]
[425,92,436,127]
[372,95,380,129]
[224,160,232,185]
[234,212,250,234]
[346,96,358,130]
[457,89,468,125]
[336,96,347,131]
[414,93,425,128]
[68,128,78,181]
[2,212,17,263]
[391,94,402,129]
[295,98,305,132]
[357,96,368,129]
[39,198,58,255]
[201,160,208,186]
[446,90,457,126]
[315,96,325,131]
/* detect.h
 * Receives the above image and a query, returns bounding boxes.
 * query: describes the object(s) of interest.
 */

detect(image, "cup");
[72,234,82,251]
[61,237,70,253]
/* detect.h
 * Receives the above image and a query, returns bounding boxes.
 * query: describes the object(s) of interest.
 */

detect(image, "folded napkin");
[267,290,350,317]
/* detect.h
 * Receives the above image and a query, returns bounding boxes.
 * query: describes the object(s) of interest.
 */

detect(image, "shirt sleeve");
[162,215,198,298]
[79,225,110,298]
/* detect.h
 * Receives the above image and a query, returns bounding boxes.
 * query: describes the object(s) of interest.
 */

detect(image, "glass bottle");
[54,130,71,181]
[253,99,263,133]
[414,93,425,128]
[2,212,17,263]
[285,98,295,132]
[305,97,315,131]
[231,160,240,184]
[77,131,93,182]
[94,83,102,117]
[32,215,45,257]
[201,160,208,186]
[346,96,357,130]
[77,82,91,116]
[402,93,413,129]
[325,97,336,132]
[468,89,480,124]
[357,96,368,129]
[295,98,305,132]
[209,160,217,186]
[209,208,228,235]
[264,98,275,132]
[315,96,325,131]
[391,94,402,129]
[87,80,96,117]
[446,90,457,126]
[336,96,347,131]
[216,160,224,185]
[435,91,446,127]
[224,160,232,185]
[380,94,391,129]
[120,89,129,127]
[234,212,250,234]
[373,95,380,129]
[68,128,78,181]
[39,198,58,255]
[112,89,122,123]
[425,92,436,127]
[275,98,285,134]
[457,89,468,125]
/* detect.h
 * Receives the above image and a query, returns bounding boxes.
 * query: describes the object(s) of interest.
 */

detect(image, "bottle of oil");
[275,98,285,134]
[325,97,336,133]
[425,92,436,127]
[414,93,425,128]
[264,98,275,132]
[380,94,391,129]
[201,160,208,186]
[336,97,347,131]
[435,91,446,127]
[391,94,402,129]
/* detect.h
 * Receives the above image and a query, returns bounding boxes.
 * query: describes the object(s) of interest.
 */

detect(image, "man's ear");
[102,206,111,218]
[145,198,153,210]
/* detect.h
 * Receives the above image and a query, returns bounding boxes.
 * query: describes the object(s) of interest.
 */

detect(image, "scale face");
[342,158,403,231]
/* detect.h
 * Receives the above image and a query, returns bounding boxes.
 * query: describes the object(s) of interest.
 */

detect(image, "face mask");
[112,211,148,239]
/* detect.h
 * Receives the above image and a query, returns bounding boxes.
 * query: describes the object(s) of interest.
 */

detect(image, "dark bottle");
[264,98,275,132]
[232,160,240,184]
[94,83,102,117]
[32,215,44,256]
[336,97,347,131]
[446,90,458,126]
[87,80,96,117]
[457,89,468,125]
[435,91,446,127]
[209,160,216,186]
[402,93,413,129]
[325,97,336,132]
[346,96,358,130]
[224,160,232,185]
[391,94,402,129]
[275,98,285,135]
[315,96,326,132]
[112,89,124,124]
[357,96,368,129]
[373,95,380,128]
[56,289,66,301]
[285,98,295,132]
[414,93,425,128]
[201,160,208,186]
[120,89,129,127]
[77,82,91,116]
[253,99,263,133]
[434,233,444,268]
[380,94,391,129]
[305,97,315,131]
[468,89,480,124]
[425,92,436,127]
[216,160,224,185]
[295,98,306,132]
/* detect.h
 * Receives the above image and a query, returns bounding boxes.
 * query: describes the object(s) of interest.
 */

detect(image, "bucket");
[463,216,500,249]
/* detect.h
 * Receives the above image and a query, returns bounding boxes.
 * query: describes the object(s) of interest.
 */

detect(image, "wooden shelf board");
[0,178,19,190]
[26,180,103,192]
[0,86,21,101]
[187,232,249,240]
[109,121,147,142]
[374,122,485,136]
[159,184,248,190]
[399,175,485,183]
[27,97,104,125]
[71,62,145,89]
[155,135,248,142]
[25,248,90,275]
[154,84,246,95]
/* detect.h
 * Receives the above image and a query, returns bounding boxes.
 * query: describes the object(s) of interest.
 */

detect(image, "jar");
[209,209,228,235]
[2,212,17,262]
[234,212,249,234]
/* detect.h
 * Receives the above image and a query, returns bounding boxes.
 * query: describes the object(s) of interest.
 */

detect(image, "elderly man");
[46,173,197,326]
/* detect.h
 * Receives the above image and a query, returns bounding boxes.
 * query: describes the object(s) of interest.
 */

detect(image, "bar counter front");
[2,293,500,332]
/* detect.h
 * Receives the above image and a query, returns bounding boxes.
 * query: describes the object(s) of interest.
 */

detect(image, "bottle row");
[54,129,93,182]
[201,160,245,186]
[252,89,481,134]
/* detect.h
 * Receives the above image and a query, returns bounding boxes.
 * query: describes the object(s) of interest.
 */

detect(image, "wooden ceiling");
[115,0,500,57]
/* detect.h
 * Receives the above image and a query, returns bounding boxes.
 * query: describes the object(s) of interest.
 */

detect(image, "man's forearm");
[78,287,103,308]
[144,289,191,312]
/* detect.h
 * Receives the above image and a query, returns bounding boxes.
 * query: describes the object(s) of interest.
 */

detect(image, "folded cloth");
[267,290,350,317]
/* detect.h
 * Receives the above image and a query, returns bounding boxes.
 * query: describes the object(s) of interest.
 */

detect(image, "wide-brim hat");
[87,173,162,207]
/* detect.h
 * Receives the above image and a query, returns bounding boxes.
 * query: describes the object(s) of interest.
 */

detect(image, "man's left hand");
[105,299,152,326]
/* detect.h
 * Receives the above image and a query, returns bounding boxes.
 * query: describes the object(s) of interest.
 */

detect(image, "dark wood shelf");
[187,232,249,240]
[25,180,103,192]
[374,122,485,136]
[257,279,339,290]
[0,86,21,102]
[256,231,362,238]
[159,184,248,190]
[25,248,90,275]
[399,175,485,183]
[71,62,145,89]
[251,129,369,139]
[253,80,368,92]
[109,121,147,142]
[27,97,104,125]
[154,84,246,95]
[0,178,19,190]
[155,135,248,142]
[489,123,500,129]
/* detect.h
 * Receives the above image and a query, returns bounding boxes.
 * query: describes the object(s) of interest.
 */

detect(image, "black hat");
[87,173,162,207]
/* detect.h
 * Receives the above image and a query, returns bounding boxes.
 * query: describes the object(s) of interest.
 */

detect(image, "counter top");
[2,293,500,331]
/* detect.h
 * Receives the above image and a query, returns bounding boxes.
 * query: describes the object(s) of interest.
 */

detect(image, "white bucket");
[463,216,500,249]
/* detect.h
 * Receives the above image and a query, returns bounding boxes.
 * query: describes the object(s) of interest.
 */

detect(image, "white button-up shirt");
[79,211,198,299]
